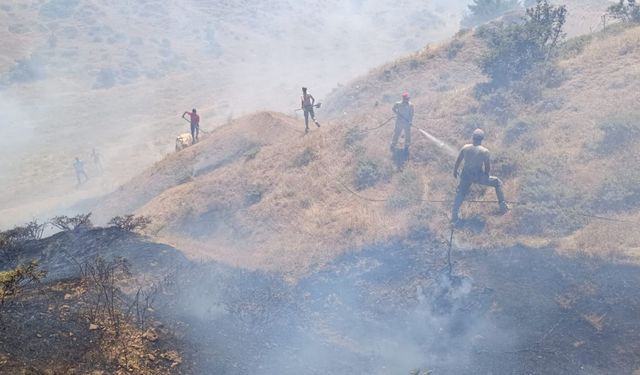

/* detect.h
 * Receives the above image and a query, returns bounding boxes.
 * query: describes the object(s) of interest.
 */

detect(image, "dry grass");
[87,23,640,278]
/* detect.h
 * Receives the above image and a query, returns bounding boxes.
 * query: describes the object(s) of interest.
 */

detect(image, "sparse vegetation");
[0,220,47,256]
[446,39,465,59]
[93,67,116,89]
[592,112,640,155]
[293,147,318,168]
[108,214,152,232]
[476,0,567,92]
[244,145,261,161]
[78,256,131,336]
[608,0,640,23]
[387,168,425,209]
[514,155,582,235]
[344,126,366,147]
[50,213,93,231]
[244,184,266,206]
[0,261,46,308]
[354,157,391,191]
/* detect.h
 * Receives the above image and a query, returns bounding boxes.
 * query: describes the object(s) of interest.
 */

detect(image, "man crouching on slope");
[451,129,508,223]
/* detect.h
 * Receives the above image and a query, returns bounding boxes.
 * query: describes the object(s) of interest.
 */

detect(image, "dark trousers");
[191,123,199,143]
[452,174,505,220]
[76,170,88,184]
[391,122,411,149]
[303,108,316,128]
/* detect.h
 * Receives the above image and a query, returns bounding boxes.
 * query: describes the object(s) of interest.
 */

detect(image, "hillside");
[85,22,640,279]
[6,4,640,373]
[0,0,614,230]
[0,0,472,229]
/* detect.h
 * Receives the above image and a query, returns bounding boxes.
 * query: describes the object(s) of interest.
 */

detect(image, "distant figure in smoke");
[451,129,508,223]
[390,92,414,152]
[73,157,89,185]
[91,148,103,174]
[301,87,320,133]
[182,108,200,144]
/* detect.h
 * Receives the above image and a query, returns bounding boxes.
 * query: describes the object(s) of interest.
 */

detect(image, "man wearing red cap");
[391,92,414,151]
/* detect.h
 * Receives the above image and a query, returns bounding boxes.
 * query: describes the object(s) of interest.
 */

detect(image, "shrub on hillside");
[108,215,151,232]
[476,88,516,124]
[592,166,640,212]
[40,0,79,18]
[50,213,93,232]
[0,261,46,308]
[8,56,47,83]
[447,39,465,59]
[462,0,521,28]
[354,157,392,191]
[0,220,47,255]
[592,112,640,155]
[293,147,318,168]
[476,0,567,91]
[608,0,640,23]
[93,68,116,89]
[503,119,531,143]
[244,184,266,206]
[344,127,366,147]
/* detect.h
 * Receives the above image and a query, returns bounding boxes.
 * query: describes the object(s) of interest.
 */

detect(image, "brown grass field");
[82,21,640,280]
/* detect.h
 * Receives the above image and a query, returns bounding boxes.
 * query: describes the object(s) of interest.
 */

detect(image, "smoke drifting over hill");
[0,0,469,227]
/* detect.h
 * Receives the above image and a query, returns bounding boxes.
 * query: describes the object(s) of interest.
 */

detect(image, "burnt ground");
[0,228,189,375]
[1,227,189,281]
[161,237,640,375]
[3,228,640,374]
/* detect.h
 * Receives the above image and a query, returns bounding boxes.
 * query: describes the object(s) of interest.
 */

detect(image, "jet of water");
[415,127,458,157]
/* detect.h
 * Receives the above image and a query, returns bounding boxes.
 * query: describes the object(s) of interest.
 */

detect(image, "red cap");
[402,92,410,98]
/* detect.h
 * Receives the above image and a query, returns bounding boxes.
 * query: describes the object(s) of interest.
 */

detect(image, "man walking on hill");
[73,157,89,186]
[391,92,414,152]
[182,108,200,144]
[451,129,508,223]
[91,148,103,174]
[301,87,320,133]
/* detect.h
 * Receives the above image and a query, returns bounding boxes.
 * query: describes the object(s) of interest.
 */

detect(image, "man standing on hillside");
[451,129,508,223]
[182,108,200,144]
[390,92,414,152]
[301,87,320,133]
[73,157,89,186]
[91,148,103,175]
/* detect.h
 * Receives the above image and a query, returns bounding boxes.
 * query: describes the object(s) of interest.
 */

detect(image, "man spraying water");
[390,92,414,152]
[451,129,509,223]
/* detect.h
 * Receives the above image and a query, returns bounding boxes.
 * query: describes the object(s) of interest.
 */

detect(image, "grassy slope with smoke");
[0,0,470,228]
[90,21,640,279]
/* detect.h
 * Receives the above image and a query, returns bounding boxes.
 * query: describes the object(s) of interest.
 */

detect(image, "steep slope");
[0,0,471,229]
[89,23,640,279]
